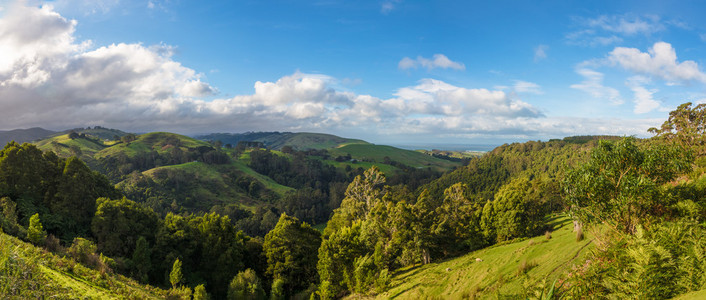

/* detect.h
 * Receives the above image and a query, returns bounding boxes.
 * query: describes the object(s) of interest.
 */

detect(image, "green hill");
[196,131,369,150]
[34,133,110,161]
[328,144,461,171]
[95,131,211,159]
[373,215,593,299]
[0,232,169,299]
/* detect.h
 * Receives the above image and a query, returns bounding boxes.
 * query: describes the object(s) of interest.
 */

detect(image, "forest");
[1,102,706,299]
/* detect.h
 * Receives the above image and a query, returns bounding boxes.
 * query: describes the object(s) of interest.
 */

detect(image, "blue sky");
[1,0,705,145]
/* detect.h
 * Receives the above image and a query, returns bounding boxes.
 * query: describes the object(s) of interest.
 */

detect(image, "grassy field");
[0,232,168,299]
[329,144,460,172]
[372,215,593,299]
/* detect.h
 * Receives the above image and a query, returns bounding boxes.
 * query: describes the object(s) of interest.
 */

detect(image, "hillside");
[196,131,369,150]
[328,143,461,172]
[0,232,169,299]
[0,127,56,146]
[372,215,593,299]
[95,131,211,159]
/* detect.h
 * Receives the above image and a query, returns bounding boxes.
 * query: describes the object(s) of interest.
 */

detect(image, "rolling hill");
[0,127,56,146]
[196,131,369,150]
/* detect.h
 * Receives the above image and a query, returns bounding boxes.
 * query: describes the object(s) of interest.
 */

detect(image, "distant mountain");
[0,127,56,146]
[196,132,369,150]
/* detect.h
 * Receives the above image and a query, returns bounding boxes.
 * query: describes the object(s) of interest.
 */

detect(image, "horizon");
[1,1,705,144]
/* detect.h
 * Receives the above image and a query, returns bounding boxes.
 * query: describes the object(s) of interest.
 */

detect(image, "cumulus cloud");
[608,41,706,84]
[398,54,465,71]
[534,45,548,62]
[570,68,623,105]
[0,3,664,141]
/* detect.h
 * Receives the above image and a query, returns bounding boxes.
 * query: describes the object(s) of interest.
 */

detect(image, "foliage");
[26,213,46,245]
[132,236,152,283]
[489,177,544,242]
[564,137,692,234]
[264,213,321,297]
[228,268,266,300]
[194,284,210,300]
[91,197,159,258]
[170,258,183,288]
[649,102,706,156]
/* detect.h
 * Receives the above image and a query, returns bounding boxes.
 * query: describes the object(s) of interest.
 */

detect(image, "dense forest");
[1,102,706,299]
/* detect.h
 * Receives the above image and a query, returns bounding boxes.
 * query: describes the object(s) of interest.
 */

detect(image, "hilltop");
[0,127,56,146]
[196,131,370,150]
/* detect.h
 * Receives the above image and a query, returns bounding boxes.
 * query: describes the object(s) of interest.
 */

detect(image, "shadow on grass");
[544,213,570,231]
[388,282,421,299]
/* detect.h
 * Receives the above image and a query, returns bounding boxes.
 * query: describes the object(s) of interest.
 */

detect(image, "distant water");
[389,143,498,152]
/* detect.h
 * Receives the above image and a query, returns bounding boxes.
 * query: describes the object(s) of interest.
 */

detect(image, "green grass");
[374,215,593,299]
[0,232,167,299]
[281,132,369,150]
[329,144,460,172]
[95,132,211,159]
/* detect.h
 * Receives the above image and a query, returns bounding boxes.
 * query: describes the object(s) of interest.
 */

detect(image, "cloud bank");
[0,3,661,142]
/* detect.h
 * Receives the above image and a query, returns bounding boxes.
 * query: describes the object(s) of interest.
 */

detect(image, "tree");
[649,102,706,156]
[564,138,691,234]
[228,269,265,300]
[270,279,285,300]
[491,177,543,241]
[263,213,321,297]
[132,236,151,283]
[92,197,159,258]
[194,284,210,300]
[26,213,46,245]
[170,258,183,289]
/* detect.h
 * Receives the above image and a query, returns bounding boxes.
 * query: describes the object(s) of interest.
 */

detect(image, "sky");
[1,0,706,145]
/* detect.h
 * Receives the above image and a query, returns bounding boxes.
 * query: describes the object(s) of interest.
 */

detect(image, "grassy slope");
[278,132,369,150]
[374,215,593,299]
[0,232,167,299]
[329,144,461,172]
[142,161,293,196]
[34,133,109,161]
[95,132,210,159]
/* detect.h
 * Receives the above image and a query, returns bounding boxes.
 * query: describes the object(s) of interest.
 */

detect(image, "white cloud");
[534,45,548,62]
[398,54,465,71]
[587,14,664,36]
[570,68,623,105]
[513,80,542,94]
[0,3,667,142]
[608,41,706,84]
[626,76,661,114]
[567,14,663,46]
